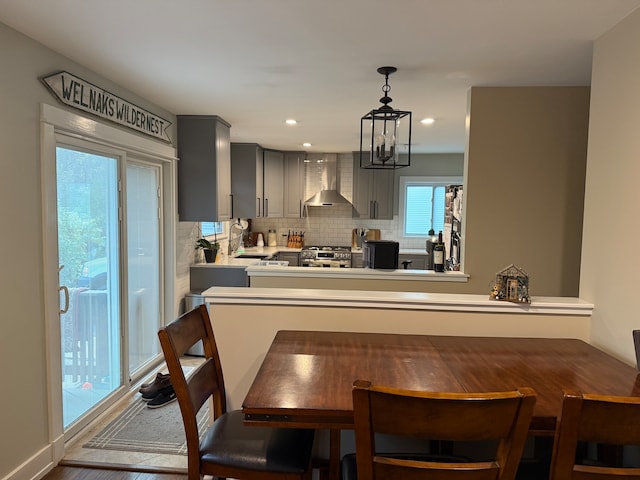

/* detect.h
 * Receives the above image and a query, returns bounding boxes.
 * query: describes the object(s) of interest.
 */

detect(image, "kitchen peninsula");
[190,245,469,292]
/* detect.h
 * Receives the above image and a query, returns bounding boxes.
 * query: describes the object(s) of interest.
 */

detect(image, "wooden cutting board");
[365,229,380,241]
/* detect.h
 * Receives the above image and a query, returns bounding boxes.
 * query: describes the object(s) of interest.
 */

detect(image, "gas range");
[300,246,352,268]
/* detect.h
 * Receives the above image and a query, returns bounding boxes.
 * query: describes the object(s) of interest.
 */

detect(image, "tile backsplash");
[250,207,425,249]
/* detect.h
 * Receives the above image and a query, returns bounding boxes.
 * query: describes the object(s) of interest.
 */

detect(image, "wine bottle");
[433,230,445,272]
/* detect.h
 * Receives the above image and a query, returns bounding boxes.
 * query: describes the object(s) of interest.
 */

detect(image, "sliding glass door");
[56,145,121,428]
[126,161,162,374]
[56,144,165,431]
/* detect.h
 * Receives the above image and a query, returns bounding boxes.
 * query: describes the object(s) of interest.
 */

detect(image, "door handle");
[59,285,69,314]
[58,265,69,314]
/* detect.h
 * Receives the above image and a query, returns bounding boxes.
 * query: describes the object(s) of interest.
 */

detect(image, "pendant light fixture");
[360,66,411,169]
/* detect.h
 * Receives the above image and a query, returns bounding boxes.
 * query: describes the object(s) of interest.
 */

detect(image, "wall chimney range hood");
[303,154,354,208]
[304,189,353,207]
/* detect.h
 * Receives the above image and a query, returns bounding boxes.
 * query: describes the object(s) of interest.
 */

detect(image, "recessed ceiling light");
[420,118,435,125]
[285,119,297,125]
[303,142,312,147]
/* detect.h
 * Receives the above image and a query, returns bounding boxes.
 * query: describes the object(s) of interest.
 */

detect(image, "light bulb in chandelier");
[374,131,396,163]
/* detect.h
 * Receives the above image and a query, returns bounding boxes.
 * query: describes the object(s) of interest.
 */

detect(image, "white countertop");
[245,265,468,282]
[203,286,594,315]
[192,246,302,267]
[193,246,430,268]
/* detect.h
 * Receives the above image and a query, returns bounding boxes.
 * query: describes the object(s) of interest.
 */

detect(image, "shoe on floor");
[139,373,172,396]
[147,389,177,409]
[141,384,174,401]
[139,372,170,391]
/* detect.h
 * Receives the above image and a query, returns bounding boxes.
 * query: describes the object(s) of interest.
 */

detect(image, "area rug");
[83,396,209,456]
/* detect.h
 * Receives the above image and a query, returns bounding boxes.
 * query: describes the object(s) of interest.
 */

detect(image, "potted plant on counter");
[196,236,220,263]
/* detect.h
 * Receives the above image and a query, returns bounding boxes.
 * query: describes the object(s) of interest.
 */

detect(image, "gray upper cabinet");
[352,153,394,219]
[231,143,265,218]
[284,151,304,218]
[177,115,232,221]
[263,149,284,217]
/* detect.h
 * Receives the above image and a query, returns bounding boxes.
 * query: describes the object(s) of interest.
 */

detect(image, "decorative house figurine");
[489,264,531,304]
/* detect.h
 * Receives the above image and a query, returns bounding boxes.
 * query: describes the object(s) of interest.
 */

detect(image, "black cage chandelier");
[360,66,411,169]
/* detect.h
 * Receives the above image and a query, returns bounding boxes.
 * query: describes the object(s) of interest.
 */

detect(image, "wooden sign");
[41,71,172,142]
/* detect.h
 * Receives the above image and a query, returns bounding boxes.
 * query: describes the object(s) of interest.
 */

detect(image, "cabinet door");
[177,115,232,221]
[398,254,427,270]
[263,150,284,217]
[231,143,264,218]
[352,154,394,219]
[215,121,233,220]
[371,168,394,219]
[278,252,299,266]
[284,152,304,218]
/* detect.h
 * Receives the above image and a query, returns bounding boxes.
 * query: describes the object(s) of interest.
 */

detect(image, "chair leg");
[313,457,330,480]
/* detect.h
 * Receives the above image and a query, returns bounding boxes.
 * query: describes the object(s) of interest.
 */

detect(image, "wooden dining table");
[242,330,640,480]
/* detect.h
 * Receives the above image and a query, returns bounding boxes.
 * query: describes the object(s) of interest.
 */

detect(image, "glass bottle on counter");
[433,230,445,272]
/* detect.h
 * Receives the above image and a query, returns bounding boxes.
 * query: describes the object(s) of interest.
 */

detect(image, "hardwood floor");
[42,466,186,480]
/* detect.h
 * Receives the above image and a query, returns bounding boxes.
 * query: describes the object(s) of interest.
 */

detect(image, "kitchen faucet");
[228,218,247,255]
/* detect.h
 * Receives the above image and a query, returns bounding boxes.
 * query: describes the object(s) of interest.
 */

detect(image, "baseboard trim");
[2,444,55,480]
[58,459,187,475]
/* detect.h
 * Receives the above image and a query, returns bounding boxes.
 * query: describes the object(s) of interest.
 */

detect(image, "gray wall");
[462,86,590,297]
[392,153,465,216]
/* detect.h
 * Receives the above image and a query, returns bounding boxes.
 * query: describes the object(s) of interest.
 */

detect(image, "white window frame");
[201,221,227,240]
[399,176,463,238]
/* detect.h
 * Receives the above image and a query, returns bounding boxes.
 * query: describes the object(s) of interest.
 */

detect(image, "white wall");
[580,8,640,365]
[0,22,182,480]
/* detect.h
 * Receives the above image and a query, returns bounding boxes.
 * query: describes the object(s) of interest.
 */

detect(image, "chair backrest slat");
[633,330,640,371]
[352,380,536,480]
[550,389,640,479]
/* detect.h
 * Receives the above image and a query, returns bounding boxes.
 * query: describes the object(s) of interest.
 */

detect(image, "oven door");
[302,260,344,268]
[306,260,351,268]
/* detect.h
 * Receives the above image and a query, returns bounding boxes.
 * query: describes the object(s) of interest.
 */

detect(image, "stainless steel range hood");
[304,154,354,207]
[304,188,353,206]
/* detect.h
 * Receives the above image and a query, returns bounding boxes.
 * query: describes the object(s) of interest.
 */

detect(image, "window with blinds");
[201,222,225,237]
[400,177,462,237]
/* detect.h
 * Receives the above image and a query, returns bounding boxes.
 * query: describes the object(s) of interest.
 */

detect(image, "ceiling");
[1,1,639,154]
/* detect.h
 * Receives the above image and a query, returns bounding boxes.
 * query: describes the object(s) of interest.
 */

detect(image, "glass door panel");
[56,146,121,428]
[127,162,162,375]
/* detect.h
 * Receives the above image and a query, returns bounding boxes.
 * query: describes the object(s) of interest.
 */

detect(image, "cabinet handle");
[257,197,261,217]
[265,198,269,217]
[299,199,302,217]
[229,194,234,219]
[369,200,374,218]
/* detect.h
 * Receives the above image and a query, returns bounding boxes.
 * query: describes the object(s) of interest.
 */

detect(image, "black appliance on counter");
[362,240,399,269]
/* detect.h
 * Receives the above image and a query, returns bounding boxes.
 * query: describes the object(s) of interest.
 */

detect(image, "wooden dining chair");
[346,379,536,480]
[633,330,640,370]
[158,304,315,480]
[549,389,640,479]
